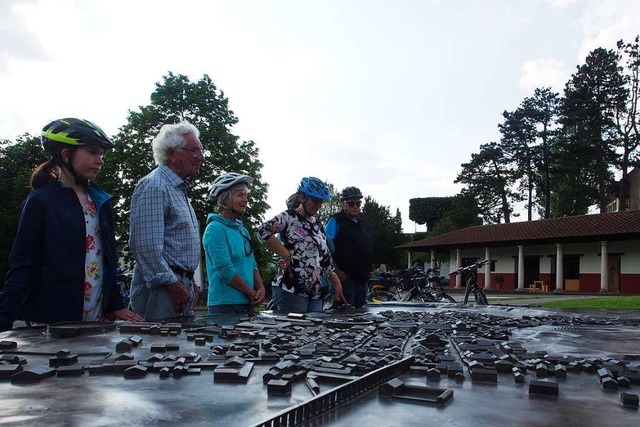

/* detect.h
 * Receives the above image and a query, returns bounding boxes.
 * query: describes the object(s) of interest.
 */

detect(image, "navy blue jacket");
[0,181,125,327]
[330,211,373,282]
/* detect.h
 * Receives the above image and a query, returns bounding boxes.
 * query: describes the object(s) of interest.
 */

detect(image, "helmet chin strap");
[56,150,89,187]
[300,196,313,217]
[218,202,244,219]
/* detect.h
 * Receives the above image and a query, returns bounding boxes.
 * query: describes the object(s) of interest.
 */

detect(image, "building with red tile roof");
[399,210,640,294]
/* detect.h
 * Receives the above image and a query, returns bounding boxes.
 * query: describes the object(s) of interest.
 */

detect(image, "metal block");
[620,393,639,408]
[124,365,148,379]
[529,380,559,397]
[0,340,17,350]
[11,366,56,384]
[267,379,292,395]
[0,364,23,379]
[56,365,85,377]
[49,352,79,367]
[115,340,133,353]
[470,367,497,383]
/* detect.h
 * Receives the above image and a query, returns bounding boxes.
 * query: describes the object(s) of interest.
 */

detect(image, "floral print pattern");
[258,209,334,299]
[82,196,104,321]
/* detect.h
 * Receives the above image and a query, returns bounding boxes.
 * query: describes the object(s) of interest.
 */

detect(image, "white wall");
[445,240,640,275]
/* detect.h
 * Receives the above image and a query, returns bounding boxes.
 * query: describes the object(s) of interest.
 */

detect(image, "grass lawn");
[539,296,640,310]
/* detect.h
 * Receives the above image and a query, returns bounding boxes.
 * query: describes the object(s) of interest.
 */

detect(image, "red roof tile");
[401,210,640,251]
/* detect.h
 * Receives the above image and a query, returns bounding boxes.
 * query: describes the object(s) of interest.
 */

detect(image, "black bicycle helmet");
[340,186,363,201]
[298,177,332,200]
[41,118,113,154]
[208,172,254,202]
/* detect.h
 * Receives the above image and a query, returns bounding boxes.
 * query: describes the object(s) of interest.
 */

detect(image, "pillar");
[555,243,564,292]
[484,247,491,290]
[455,249,462,289]
[430,250,436,270]
[600,241,609,293]
[517,245,525,290]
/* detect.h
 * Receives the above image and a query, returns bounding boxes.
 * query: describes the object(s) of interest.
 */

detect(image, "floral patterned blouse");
[82,196,104,321]
[258,209,335,299]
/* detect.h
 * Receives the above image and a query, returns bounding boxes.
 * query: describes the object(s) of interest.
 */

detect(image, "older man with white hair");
[129,122,205,321]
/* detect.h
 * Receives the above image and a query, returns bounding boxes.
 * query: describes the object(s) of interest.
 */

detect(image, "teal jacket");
[202,213,258,306]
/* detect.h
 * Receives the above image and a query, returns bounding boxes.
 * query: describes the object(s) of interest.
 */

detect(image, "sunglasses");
[347,200,362,208]
[309,197,324,204]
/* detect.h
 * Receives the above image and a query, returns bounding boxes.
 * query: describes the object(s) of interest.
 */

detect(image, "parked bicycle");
[448,259,490,305]
[367,272,402,302]
[423,264,457,303]
[116,266,133,306]
[366,264,456,304]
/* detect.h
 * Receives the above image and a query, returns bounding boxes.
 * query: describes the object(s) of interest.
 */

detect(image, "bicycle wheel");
[368,290,395,303]
[442,294,456,303]
[474,290,489,305]
[265,298,276,311]
[463,279,473,304]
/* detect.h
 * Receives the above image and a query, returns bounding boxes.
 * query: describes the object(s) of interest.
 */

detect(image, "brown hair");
[30,160,60,189]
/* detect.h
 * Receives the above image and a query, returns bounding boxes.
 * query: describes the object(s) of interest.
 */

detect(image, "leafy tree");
[549,133,596,216]
[499,107,538,220]
[455,142,520,223]
[408,197,456,230]
[99,72,269,266]
[407,194,480,236]
[360,196,406,269]
[615,36,640,209]
[315,182,341,225]
[0,135,48,284]
[500,88,561,220]
[560,47,626,213]
[430,193,482,235]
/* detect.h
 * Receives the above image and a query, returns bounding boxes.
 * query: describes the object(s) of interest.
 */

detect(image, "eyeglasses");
[347,201,362,208]
[309,197,324,204]
[178,147,205,156]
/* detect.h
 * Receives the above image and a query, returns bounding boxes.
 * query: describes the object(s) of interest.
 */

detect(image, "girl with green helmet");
[0,118,144,331]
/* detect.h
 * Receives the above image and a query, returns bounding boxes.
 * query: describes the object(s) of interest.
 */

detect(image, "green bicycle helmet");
[41,118,113,154]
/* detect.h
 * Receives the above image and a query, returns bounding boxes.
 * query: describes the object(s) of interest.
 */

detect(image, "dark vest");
[331,211,373,281]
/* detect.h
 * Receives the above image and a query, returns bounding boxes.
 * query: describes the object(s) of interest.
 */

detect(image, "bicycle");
[448,259,490,305]
[366,272,402,303]
[366,265,456,304]
[422,265,457,303]
[116,266,134,306]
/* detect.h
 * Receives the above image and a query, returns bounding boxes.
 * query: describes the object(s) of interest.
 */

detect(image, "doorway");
[608,254,621,292]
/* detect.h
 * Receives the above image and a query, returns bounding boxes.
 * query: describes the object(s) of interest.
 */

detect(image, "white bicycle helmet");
[208,172,254,202]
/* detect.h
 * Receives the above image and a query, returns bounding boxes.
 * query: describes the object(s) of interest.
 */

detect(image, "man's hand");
[167,282,190,313]
[109,309,145,322]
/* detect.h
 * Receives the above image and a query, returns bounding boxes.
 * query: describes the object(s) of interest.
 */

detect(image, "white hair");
[151,122,200,165]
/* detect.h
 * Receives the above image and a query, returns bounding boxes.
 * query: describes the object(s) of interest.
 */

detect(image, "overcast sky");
[2,0,639,231]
